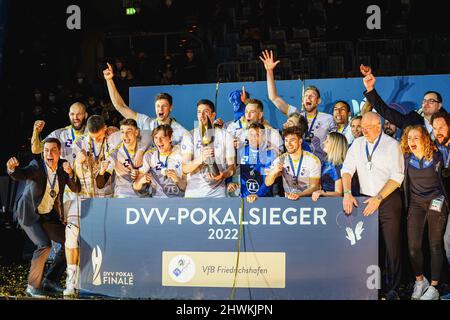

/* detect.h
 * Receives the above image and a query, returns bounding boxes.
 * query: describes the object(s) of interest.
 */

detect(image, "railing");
[103,31,204,57]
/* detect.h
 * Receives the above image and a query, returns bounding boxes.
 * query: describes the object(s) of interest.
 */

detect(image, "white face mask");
[49,95,56,103]
[77,78,84,84]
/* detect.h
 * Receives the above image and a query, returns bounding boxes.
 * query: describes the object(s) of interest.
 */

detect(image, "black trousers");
[378,189,403,292]
[407,199,448,282]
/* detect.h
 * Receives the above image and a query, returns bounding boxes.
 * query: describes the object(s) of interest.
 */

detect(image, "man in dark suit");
[7,137,81,297]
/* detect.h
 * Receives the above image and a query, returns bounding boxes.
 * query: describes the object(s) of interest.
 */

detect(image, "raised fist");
[33,120,45,133]
[62,161,73,176]
[359,64,372,76]
[7,157,19,171]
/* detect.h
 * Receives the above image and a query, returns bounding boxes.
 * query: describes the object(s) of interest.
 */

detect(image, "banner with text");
[79,197,378,300]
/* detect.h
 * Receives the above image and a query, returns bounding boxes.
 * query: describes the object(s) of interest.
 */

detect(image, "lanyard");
[443,146,450,169]
[365,134,382,163]
[306,114,318,137]
[90,138,105,161]
[157,151,169,168]
[123,145,136,169]
[288,151,304,179]
[43,163,57,195]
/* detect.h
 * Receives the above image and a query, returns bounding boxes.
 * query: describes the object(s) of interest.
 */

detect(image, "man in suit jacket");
[7,137,81,297]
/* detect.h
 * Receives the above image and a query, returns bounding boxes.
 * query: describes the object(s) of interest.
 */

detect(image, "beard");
[384,128,395,137]
[436,134,450,146]
[71,118,87,131]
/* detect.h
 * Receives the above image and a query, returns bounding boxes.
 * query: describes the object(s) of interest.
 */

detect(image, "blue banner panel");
[80,197,378,300]
[130,75,450,130]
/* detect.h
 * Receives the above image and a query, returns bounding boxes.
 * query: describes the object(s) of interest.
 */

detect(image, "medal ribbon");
[365,134,382,163]
[288,151,304,181]
[123,144,137,169]
[157,150,169,168]
[306,113,318,138]
[43,162,57,195]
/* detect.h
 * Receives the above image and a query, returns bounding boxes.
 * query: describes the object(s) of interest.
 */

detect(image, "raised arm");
[259,50,290,115]
[7,157,38,181]
[103,63,137,119]
[360,65,422,129]
[31,120,45,154]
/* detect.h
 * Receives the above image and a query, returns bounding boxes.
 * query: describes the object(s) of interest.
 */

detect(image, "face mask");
[49,95,56,103]
[120,71,127,78]
[34,94,41,100]
[77,78,84,84]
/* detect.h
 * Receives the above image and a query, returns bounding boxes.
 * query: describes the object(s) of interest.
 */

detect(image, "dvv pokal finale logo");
[91,245,134,286]
[92,245,103,286]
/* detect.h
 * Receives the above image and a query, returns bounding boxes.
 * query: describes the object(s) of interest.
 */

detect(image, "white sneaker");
[411,277,429,300]
[420,286,439,300]
[63,287,79,298]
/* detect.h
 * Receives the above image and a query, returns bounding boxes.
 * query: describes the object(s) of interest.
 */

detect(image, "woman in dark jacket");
[400,125,448,300]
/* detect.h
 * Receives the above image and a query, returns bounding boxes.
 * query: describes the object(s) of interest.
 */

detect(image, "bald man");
[31,102,89,161]
[341,112,405,300]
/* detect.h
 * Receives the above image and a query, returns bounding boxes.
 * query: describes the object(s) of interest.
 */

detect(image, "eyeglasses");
[422,99,440,104]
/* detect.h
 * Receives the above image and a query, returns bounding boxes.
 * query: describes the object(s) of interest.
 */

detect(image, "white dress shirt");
[341,133,404,197]
[37,164,60,214]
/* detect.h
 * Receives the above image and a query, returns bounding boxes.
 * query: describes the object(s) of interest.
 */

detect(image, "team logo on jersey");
[65,139,73,148]
[164,184,180,195]
[246,179,260,194]
[123,159,131,168]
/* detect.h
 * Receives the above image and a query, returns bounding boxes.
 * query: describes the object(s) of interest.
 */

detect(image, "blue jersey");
[321,161,342,192]
[238,146,276,197]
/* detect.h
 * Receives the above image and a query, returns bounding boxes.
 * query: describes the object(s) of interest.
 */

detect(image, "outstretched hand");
[259,50,280,71]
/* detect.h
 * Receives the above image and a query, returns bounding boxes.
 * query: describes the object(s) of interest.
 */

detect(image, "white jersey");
[181,127,235,198]
[72,131,122,198]
[140,145,185,198]
[105,143,152,198]
[272,150,321,194]
[136,112,188,146]
[46,125,87,162]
